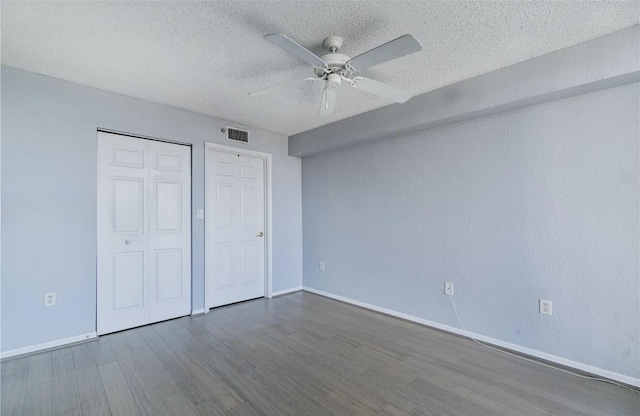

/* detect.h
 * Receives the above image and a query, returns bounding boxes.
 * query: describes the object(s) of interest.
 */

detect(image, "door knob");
[256,232,264,237]
[125,240,131,245]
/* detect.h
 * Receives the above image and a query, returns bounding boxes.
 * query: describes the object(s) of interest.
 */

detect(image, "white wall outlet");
[540,299,552,315]
[444,282,454,296]
[319,262,325,272]
[196,209,204,220]
[44,292,56,307]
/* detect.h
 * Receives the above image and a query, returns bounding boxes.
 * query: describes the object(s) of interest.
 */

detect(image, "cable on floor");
[447,294,639,393]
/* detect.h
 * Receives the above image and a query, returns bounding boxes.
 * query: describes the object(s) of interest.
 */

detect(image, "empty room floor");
[1,292,638,416]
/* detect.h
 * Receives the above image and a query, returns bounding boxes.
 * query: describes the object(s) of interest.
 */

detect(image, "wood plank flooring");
[2,292,638,415]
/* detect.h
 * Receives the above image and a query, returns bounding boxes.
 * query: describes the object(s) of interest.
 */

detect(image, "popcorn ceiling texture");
[1,1,638,135]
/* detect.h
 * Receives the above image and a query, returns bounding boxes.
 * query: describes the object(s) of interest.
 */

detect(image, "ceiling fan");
[249,33,422,116]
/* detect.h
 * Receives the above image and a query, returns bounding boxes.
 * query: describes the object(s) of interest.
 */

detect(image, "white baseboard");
[0,332,97,360]
[272,286,302,297]
[301,286,640,389]
[191,308,206,316]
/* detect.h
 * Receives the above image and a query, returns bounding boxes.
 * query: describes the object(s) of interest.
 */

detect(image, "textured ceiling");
[2,1,638,136]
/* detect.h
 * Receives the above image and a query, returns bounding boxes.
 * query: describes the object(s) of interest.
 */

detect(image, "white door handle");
[256,232,264,238]
[125,240,131,245]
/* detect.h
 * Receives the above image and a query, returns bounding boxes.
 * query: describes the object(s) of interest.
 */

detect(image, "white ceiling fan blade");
[249,78,316,97]
[320,87,338,117]
[346,34,422,71]
[264,34,327,68]
[351,77,412,103]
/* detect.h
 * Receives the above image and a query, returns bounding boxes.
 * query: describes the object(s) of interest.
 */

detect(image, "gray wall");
[302,83,639,379]
[1,66,302,352]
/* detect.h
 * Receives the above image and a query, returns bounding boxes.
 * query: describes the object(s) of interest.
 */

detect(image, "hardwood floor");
[2,291,638,415]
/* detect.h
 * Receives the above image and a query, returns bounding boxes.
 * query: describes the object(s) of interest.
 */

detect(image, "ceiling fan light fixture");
[326,73,341,88]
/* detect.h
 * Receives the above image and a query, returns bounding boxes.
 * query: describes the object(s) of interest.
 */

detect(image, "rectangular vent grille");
[226,126,250,144]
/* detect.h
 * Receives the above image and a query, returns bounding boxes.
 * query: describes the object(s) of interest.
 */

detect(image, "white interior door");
[97,132,191,335]
[206,146,265,309]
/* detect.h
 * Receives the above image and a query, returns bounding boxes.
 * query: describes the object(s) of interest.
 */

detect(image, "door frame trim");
[97,127,193,147]
[204,142,273,311]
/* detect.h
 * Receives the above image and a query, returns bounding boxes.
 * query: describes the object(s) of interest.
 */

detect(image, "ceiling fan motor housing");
[316,53,351,78]
[316,35,350,78]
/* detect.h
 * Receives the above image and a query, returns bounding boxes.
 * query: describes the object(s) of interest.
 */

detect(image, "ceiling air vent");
[226,126,250,144]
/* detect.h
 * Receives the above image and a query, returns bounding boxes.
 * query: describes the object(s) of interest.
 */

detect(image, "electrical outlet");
[539,299,552,315]
[319,262,325,272]
[444,282,454,296]
[44,292,56,307]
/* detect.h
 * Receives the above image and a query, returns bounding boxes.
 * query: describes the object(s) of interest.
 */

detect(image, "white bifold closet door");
[97,132,191,335]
